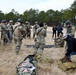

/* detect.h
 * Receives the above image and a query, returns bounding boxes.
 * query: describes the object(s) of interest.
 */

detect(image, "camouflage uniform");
[26,24,32,39]
[1,23,9,45]
[33,23,40,39]
[25,21,32,39]
[54,36,64,47]
[34,26,46,55]
[13,23,26,54]
[66,20,75,37]
[7,22,13,43]
[65,20,76,51]
[43,23,48,36]
[66,25,75,37]
[21,24,27,38]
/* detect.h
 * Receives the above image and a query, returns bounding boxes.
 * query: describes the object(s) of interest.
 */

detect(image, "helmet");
[17,18,23,23]
[26,21,28,24]
[35,21,38,24]
[66,20,71,25]
[9,20,13,23]
[1,19,7,23]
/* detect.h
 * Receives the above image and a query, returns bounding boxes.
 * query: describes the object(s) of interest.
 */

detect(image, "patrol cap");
[63,35,67,39]
[66,20,71,25]
[17,18,23,23]
[9,20,13,23]
[1,19,7,23]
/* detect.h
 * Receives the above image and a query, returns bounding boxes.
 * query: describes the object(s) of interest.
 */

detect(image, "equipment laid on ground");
[16,55,38,75]
[58,61,76,73]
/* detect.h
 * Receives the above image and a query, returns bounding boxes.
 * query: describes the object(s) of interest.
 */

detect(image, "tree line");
[0,0,76,26]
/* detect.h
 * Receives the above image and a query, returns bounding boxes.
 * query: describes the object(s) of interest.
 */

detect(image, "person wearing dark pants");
[52,25,57,38]
[57,25,63,37]
[61,35,76,62]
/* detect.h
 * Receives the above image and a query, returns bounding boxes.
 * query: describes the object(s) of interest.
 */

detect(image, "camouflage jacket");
[1,23,8,34]
[13,24,26,39]
[54,37,64,47]
[66,26,75,37]
[35,27,46,44]
[26,24,32,32]
[7,24,13,32]
[33,24,40,31]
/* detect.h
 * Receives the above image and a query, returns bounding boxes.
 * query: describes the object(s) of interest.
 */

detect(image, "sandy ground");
[0,27,76,75]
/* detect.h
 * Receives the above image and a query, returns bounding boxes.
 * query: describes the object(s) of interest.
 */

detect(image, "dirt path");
[0,27,76,75]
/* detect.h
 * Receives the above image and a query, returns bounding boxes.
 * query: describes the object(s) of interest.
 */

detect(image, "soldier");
[66,20,75,37]
[13,18,26,54]
[61,35,76,62]
[33,23,46,56]
[33,21,40,39]
[25,21,32,39]
[7,20,13,43]
[54,32,64,48]
[52,25,57,38]
[1,19,9,45]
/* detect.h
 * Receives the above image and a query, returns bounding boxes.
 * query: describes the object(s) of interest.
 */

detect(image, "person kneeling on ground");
[54,32,64,48]
[61,35,76,62]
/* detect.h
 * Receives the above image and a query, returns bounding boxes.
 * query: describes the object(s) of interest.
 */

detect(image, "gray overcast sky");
[0,0,75,14]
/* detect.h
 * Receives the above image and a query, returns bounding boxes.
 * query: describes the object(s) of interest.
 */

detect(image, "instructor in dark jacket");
[57,25,63,37]
[63,35,76,61]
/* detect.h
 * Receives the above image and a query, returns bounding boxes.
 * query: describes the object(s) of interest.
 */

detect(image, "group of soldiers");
[53,20,76,62]
[1,18,76,63]
[53,20,76,48]
[0,18,47,55]
[0,20,13,45]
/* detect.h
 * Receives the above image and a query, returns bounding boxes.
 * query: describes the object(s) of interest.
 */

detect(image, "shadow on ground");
[25,44,54,48]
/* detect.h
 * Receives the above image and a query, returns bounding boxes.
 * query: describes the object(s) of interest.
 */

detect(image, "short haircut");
[39,23,44,27]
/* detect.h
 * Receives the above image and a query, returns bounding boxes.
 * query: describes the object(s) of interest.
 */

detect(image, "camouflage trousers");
[54,39,64,48]
[26,31,31,39]
[34,42,45,55]
[14,38,22,54]
[2,34,9,45]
